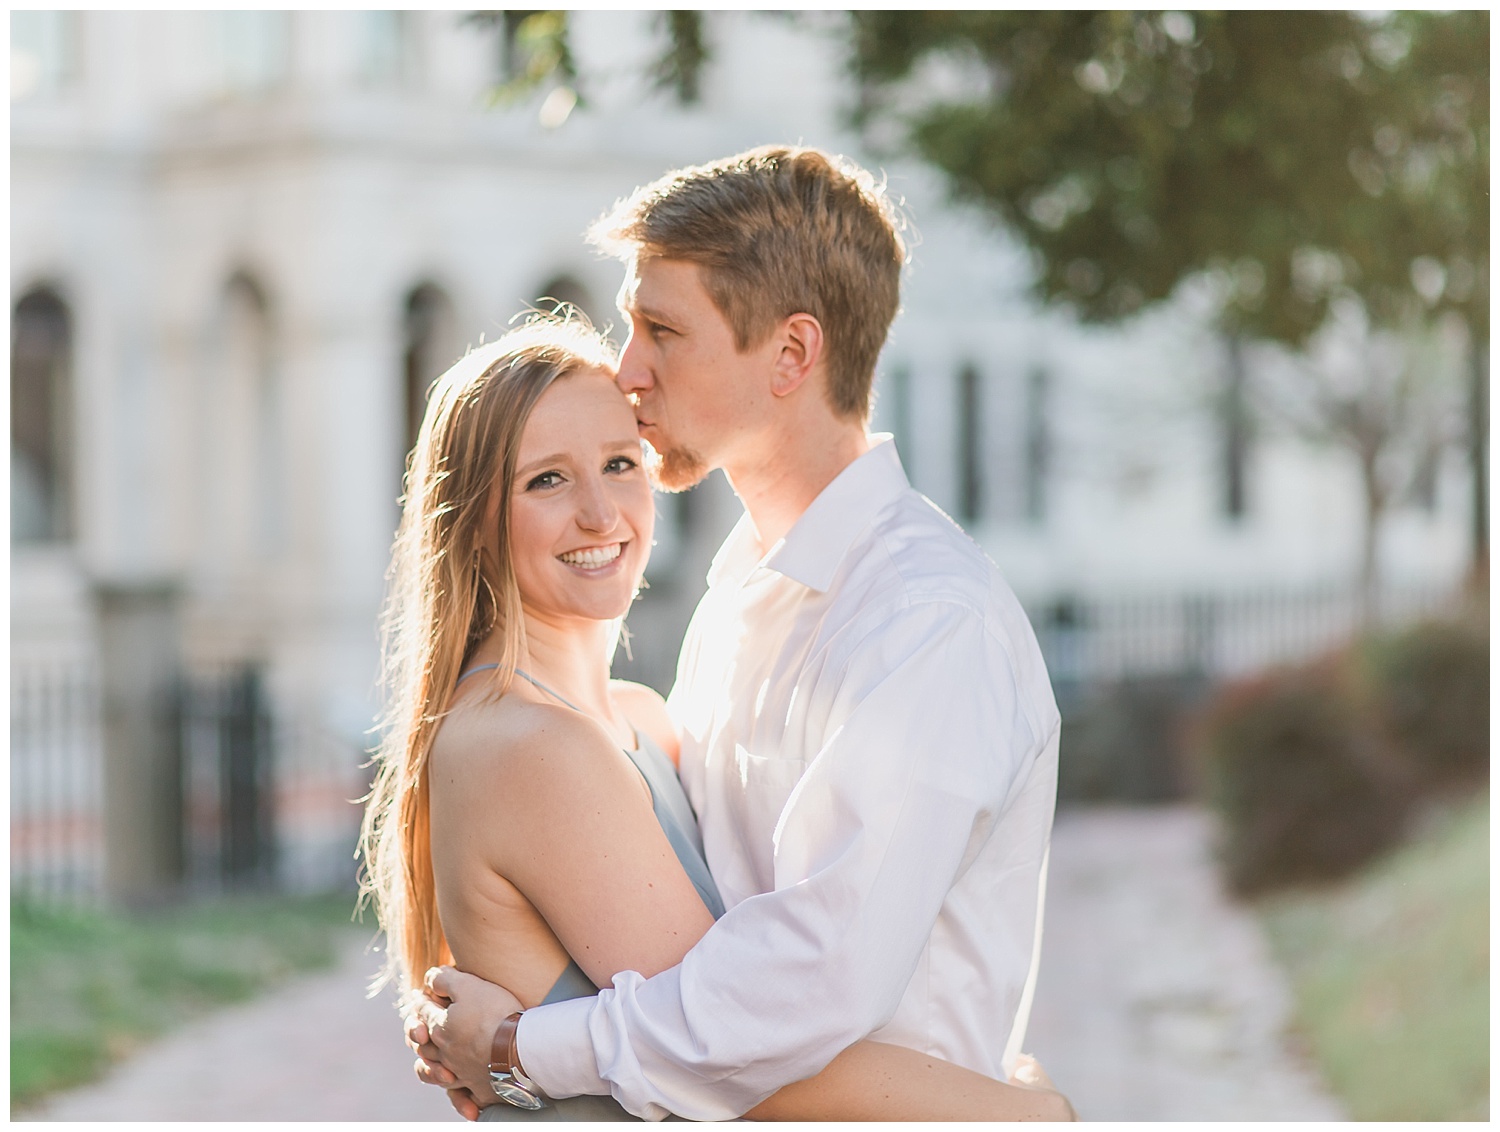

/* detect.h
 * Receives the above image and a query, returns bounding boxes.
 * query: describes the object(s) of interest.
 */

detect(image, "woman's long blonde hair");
[359,314,619,994]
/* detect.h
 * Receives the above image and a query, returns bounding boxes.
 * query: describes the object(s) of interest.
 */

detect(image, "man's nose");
[615,333,652,397]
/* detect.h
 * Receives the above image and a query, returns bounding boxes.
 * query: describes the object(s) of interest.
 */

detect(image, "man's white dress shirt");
[522,437,1060,1120]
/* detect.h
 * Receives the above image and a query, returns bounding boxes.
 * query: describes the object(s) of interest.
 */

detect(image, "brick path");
[19,805,1344,1122]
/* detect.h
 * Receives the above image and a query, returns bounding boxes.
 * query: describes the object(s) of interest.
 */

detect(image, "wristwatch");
[489,1011,548,1110]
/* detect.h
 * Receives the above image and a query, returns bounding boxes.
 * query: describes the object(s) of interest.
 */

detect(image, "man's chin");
[646,444,710,493]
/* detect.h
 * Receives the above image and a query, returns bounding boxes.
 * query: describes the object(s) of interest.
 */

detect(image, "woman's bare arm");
[440,703,715,990]
[438,701,1074,1121]
[746,1044,1076,1121]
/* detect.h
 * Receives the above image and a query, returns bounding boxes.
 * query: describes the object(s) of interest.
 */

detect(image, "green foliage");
[460,11,1487,345]
[848,11,1488,345]
[467,10,714,109]
[650,11,711,104]
[1197,657,1407,894]
[467,11,580,107]
[1359,614,1491,789]
[1258,794,1489,1120]
[10,892,362,1109]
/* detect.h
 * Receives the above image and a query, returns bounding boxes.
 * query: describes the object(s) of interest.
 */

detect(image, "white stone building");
[11,11,1475,899]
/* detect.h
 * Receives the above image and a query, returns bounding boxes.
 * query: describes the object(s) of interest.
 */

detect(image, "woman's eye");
[605,456,638,475]
[525,471,564,491]
[647,321,673,339]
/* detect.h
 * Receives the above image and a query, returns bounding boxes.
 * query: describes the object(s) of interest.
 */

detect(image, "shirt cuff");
[517,996,607,1102]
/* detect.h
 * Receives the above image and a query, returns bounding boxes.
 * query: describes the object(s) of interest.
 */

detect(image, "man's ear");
[769,313,824,399]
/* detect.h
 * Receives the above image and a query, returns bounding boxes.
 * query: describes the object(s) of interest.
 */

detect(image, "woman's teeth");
[559,543,622,568]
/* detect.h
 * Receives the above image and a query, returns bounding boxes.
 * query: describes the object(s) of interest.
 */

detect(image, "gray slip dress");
[456,665,724,1122]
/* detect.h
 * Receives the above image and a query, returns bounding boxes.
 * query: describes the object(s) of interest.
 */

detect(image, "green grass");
[1257,792,1489,1121]
[10,889,367,1110]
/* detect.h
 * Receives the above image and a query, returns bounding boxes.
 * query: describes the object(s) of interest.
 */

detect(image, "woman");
[360,315,1075,1121]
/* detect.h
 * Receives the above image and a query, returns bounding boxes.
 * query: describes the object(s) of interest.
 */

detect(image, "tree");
[846,11,1487,584]
[1253,302,1470,620]
[467,11,1489,587]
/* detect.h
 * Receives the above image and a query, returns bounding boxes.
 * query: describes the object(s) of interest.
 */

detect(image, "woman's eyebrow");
[515,452,571,476]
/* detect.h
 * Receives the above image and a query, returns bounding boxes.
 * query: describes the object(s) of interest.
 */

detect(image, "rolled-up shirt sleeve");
[520,600,1045,1121]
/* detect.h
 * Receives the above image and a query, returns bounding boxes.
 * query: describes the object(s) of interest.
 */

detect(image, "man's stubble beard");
[646,442,711,493]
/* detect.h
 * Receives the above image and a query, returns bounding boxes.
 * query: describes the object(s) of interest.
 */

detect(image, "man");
[410,145,1061,1121]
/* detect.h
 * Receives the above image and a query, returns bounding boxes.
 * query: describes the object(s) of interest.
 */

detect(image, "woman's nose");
[575,476,619,533]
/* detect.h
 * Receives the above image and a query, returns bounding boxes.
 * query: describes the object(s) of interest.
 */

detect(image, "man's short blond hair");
[589,145,907,422]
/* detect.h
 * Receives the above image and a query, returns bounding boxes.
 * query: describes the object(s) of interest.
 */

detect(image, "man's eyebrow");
[626,300,676,325]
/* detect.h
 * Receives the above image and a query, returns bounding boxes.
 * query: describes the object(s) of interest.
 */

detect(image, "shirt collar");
[768,435,909,592]
[706,436,911,593]
[704,435,902,596]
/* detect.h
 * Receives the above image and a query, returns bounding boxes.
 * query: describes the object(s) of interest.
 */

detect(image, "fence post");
[95,582,183,904]
[222,664,276,887]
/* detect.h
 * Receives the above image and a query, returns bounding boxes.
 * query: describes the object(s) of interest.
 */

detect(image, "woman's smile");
[558,541,626,572]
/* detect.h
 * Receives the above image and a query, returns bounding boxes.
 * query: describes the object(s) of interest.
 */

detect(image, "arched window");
[201,273,282,573]
[402,284,459,462]
[11,287,73,543]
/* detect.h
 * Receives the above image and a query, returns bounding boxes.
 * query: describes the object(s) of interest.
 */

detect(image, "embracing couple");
[360,145,1074,1122]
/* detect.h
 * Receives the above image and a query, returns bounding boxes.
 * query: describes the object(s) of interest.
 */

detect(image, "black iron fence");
[10,655,105,902]
[10,660,278,902]
[1026,582,1456,803]
[1029,581,1452,690]
[180,664,278,891]
[10,581,1461,896]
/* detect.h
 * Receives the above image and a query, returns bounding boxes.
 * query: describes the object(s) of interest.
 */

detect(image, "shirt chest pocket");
[731,744,809,848]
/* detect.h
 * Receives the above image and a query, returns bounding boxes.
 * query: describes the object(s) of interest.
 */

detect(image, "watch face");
[491,1076,546,1111]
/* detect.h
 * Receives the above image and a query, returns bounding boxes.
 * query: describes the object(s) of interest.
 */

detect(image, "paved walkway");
[20,805,1344,1122]
[17,936,454,1122]
[1024,806,1345,1121]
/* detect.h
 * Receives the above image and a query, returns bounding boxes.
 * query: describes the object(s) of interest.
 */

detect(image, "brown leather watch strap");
[489,1011,525,1076]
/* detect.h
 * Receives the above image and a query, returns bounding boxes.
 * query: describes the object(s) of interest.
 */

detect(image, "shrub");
[1359,617,1489,792]
[1056,673,1206,803]
[1197,656,1408,895]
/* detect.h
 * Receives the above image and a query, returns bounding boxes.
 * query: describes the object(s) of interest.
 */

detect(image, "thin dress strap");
[455,662,500,686]
[458,664,634,750]
[512,668,583,713]
[456,663,585,715]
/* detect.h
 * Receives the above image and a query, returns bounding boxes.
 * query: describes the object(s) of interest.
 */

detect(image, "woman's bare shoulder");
[431,695,632,804]
[608,680,679,763]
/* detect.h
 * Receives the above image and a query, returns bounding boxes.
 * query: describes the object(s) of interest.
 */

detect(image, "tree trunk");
[1358,445,1384,628]
[1467,331,1488,587]
[1222,332,1250,520]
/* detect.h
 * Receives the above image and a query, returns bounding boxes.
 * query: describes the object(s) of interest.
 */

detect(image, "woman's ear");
[770,313,825,399]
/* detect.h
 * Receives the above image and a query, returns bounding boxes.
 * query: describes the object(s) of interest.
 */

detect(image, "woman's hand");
[406,966,525,1116]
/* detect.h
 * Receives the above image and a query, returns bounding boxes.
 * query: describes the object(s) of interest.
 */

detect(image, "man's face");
[614,258,766,492]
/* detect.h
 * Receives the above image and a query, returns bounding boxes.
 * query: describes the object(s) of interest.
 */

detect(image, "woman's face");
[507,368,655,626]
